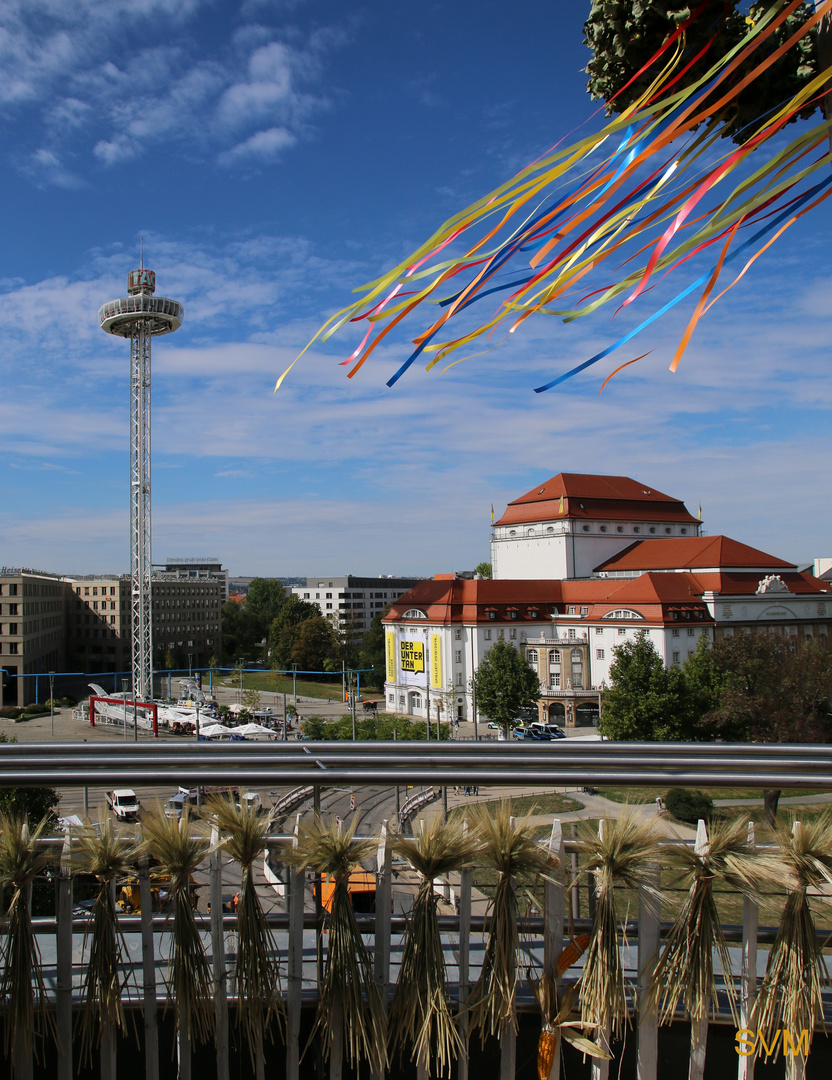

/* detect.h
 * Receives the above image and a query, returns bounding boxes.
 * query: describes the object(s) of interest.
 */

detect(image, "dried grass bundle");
[650,819,781,1028]
[0,815,56,1070]
[139,805,215,1047]
[751,814,832,1062]
[388,815,476,1075]
[282,815,386,1072]
[573,812,659,1042]
[466,801,558,1042]
[208,797,285,1061]
[72,815,140,1065]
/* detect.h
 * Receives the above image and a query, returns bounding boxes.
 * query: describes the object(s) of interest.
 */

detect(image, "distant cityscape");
[3,472,831,721]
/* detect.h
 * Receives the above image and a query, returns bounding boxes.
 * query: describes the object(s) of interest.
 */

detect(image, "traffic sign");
[350,793,355,811]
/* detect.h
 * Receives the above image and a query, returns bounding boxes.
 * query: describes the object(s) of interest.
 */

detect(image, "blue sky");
[2,0,831,578]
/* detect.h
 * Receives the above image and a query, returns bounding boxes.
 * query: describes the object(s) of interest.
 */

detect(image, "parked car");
[530,722,566,739]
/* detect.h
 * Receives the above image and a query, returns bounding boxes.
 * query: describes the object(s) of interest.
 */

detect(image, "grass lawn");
[449,792,584,823]
[596,785,831,804]
[216,672,382,702]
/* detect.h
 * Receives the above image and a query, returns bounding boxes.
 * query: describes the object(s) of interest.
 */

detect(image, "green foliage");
[599,631,688,740]
[664,787,714,825]
[473,638,539,735]
[0,733,60,826]
[358,609,390,691]
[267,595,323,668]
[243,578,287,640]
[289,615,339,672]
[583,1,818,144]
[475,561,493,579]
[302,714,449,741]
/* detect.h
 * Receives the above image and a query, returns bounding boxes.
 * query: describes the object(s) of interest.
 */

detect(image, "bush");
[0,707,22,719]
[664,788,714,825]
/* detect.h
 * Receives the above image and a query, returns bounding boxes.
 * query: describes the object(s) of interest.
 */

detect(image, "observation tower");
[99,263,183,702]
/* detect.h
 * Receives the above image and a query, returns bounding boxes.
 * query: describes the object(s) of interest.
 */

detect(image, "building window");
[527,650,539,663]
[634,526,640,534]
[455,628,461,640]
[600,526,607,533]
[568,606,576,615]
[580,606,588,616]
[549,673,560,688]
[596,627,603,636]
[618,628,626,635]
[568,629,576,641]
[665,527,672,534]
[672,628,679,637]
[510,628,516,639]
[93,588,98,596]
[455,651,462,664]
[456,672,463,686]
[8,605,17,616]
[8,642,17,654]
[326,593,332,599]
[326,603,332,610]
[649,527,656,534]
[8,623,17,635]
[596,648,605,659]
[549,649,560,663]
[616,526,624,533]
[303,592,309,599]
[687,628,695,636]
[484,629,491,640]
[672,651,680,663]
[582,525,590,532]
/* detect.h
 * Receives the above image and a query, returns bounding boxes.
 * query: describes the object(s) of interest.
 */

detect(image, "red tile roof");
[494,473,698,526]
[594,536,794,573]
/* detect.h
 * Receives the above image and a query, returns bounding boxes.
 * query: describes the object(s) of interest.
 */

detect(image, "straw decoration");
[0,815,56,1070]
[751,813,832,1062]
[388,815,476,1074]
[208,797,285,1064]
[72,814,140,1065]
[466,801,559,1043]
[282,815,386,1072]
[139,805,215,1048]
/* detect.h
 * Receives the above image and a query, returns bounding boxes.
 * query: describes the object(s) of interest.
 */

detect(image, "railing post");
[371,820,391,1080]
[56,832,73,1080]
[457,822,472,1080]
[209,826,229,1080]
[500,818,517,1080]
[591,820,609,1080]
[138,856,160,1080]
[637,861,660,1080]
[688,821,711,1080]
[286,817,304,1080]
[544,819,565,1080]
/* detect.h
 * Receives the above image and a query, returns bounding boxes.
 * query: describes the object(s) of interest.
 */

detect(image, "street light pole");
[292,663,298,708]
[122,678,128,742]
[238,658,245,705]
[48,671,55,737]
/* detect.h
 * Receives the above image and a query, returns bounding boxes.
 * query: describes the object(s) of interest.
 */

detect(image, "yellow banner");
[430,634,442,689]
[385,632,396,683]
[400,640,424,674]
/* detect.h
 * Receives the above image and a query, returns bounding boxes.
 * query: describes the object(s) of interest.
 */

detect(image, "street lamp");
[122,678,129,742]
[48,671,55,737]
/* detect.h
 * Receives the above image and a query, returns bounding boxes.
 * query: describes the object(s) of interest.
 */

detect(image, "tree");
[221,598,258,663]
[244,578,287,642]
[268,596,322,669]
[0,733,60,826]
[290,616,339,673]
[583,1,818,144]
[473,639,539,736]
[598,631,687,741]
[358,609,390,691]
[475,562,493,579]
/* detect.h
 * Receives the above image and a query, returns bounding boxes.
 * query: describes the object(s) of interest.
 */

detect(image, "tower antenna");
[98,264,184,705]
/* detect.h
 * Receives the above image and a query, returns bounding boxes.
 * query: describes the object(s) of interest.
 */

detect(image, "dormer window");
[402,608,428,620]
[600,526,608,533]
[649,527,657,534]
[616,526,624,533]
[633,527,640,534]
[582,525,590,532]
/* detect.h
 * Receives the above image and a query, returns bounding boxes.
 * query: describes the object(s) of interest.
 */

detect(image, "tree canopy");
[583,1,818,143]
[597,631,688,741]
[473,639,539,735]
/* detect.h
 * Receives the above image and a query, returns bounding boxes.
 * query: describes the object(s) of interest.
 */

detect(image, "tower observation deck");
[99,267,183,702]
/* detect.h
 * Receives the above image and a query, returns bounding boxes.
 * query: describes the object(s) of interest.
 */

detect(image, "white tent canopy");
[198,724,234,739]
[234,723,276,740]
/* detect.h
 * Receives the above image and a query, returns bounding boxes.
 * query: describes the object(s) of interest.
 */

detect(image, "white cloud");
[0,2,344,182]
[220,126,296,164]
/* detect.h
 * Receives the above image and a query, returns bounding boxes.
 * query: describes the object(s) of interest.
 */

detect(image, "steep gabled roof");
[594,535,794,573]
[494,473,698,526]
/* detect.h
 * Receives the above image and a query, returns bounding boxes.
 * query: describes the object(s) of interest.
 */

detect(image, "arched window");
[527,649,539,663]
[549,649,560,663]
[402,609,427,620]
[571,648,582,663]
